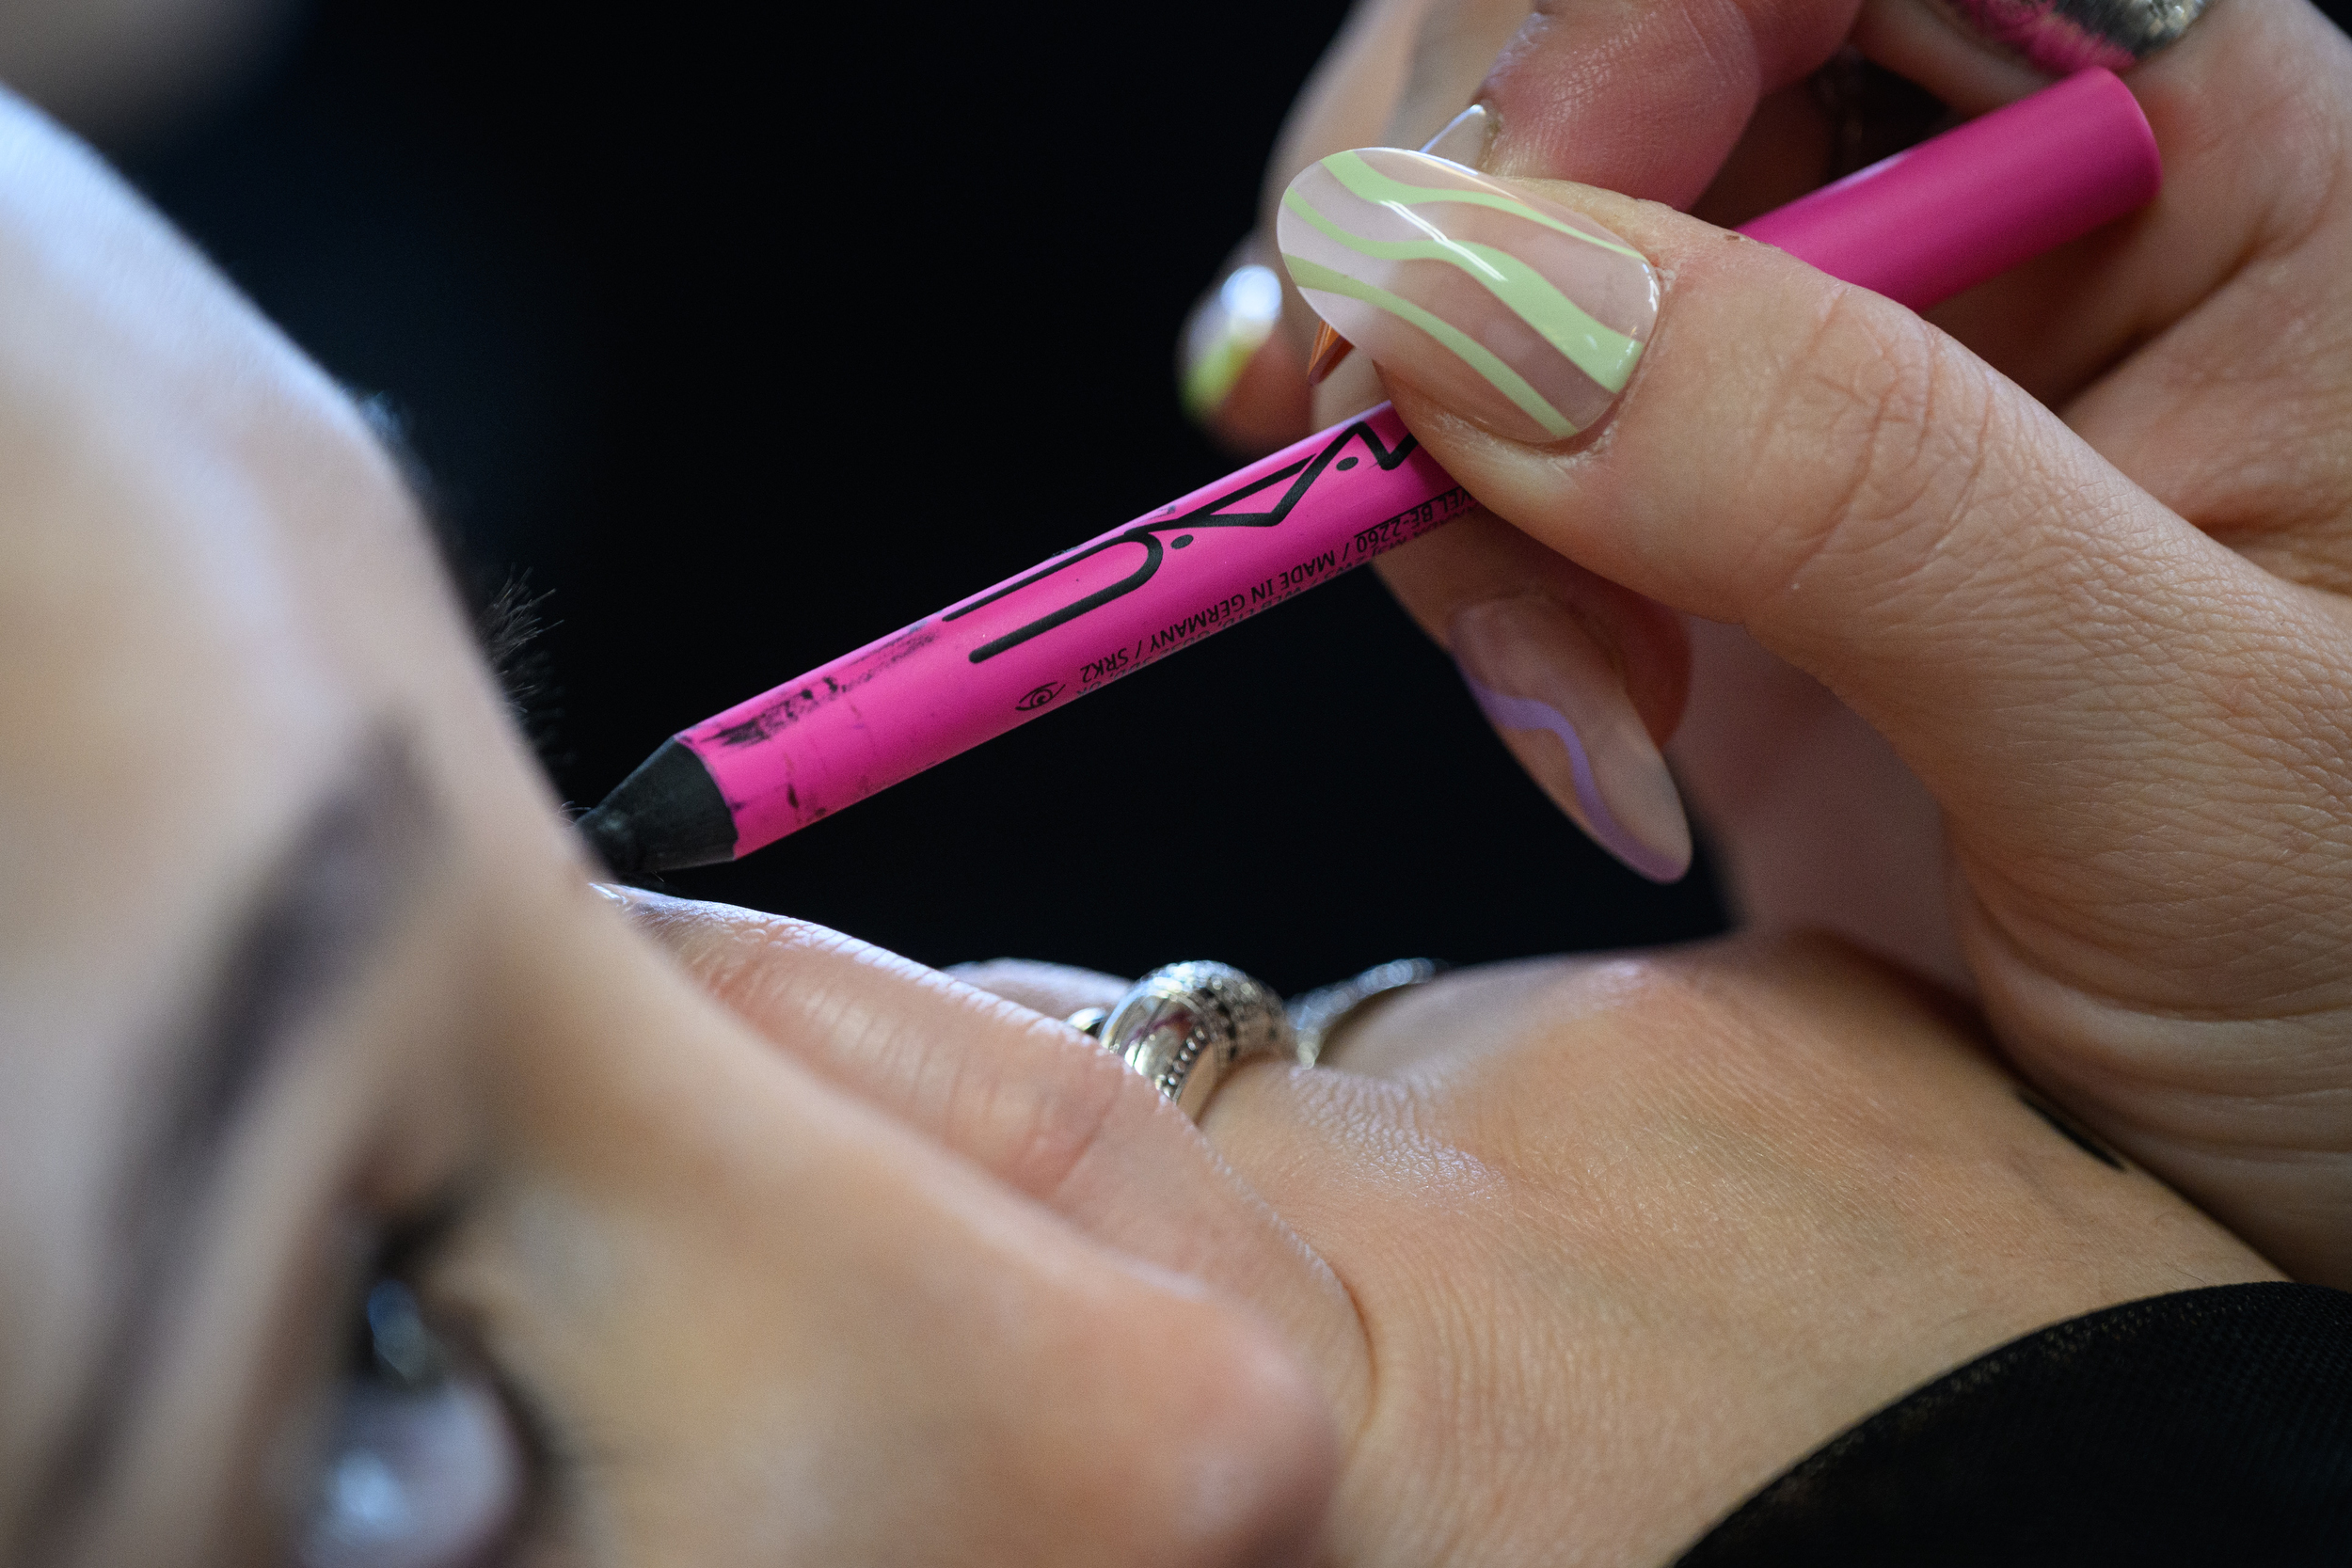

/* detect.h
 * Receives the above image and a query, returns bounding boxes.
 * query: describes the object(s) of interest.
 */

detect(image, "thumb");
[1275,149,2348,1008]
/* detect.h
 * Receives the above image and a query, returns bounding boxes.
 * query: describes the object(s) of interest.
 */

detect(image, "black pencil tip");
[574,737,739,879]
[576,801,644,880]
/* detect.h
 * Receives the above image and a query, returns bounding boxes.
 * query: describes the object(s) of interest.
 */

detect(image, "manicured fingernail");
[1179,241,1289,422]
[1418,103,1495,168]
[1450,595,1691,882]
[1276,150,1657,443]
[1307,107,1502,388]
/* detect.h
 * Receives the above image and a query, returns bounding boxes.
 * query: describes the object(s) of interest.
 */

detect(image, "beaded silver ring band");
[1073,958,1444,1119]
[1938,0,2208,75]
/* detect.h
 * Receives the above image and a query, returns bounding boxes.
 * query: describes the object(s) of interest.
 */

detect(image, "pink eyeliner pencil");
[581,70,2159,878]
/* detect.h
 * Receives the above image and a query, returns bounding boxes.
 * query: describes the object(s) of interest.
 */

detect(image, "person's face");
[0,105,1331,1565]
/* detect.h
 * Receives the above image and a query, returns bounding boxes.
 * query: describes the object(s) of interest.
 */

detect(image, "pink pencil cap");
[1737,68,2161,311]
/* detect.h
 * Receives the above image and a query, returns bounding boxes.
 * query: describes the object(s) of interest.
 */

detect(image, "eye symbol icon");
[1015,682,1067,712]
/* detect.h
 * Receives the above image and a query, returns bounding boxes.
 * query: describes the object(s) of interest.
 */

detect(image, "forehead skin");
[0,96,562,1552]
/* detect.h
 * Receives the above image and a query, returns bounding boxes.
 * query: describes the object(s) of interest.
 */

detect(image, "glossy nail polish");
[1308,106,1501,388]
[1451,595,1692,882]
[1277,150,1658,443]
[1417,103,1494,169]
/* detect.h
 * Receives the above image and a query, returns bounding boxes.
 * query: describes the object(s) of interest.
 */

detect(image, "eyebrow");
[16,728,438,1560]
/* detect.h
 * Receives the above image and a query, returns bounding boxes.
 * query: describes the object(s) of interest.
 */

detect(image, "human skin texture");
[652,903,2280,1568]
[1221,0,2352,1286]
[0,57,2289,1568]
[0,91,1334,1566]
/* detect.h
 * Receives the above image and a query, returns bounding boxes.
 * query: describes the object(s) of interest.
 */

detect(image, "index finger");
[1482,0,2352,416]
[605,889,1372,1388]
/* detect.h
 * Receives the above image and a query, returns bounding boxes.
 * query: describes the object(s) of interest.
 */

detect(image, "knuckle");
[978,1009,1152,1202]
[1754,289,2005,610]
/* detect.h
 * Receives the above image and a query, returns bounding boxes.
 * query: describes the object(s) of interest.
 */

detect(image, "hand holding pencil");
[1188,0,2352,1286]
[583,73,2154,885]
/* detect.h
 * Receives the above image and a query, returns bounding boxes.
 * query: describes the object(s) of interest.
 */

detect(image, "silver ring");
[1933,0,2206,73]
[1073,958,1447,1117]
[1286,958,1446,1066]
[1091,962,1294,1120]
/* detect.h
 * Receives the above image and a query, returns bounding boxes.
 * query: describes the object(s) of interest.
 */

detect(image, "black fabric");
[1677,1283,2352,1566]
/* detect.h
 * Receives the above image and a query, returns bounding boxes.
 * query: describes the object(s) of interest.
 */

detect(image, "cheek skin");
[426,893,1335,1564]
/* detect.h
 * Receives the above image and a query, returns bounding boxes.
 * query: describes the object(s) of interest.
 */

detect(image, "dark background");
[107,2,2352,989]
[124,3,1743,988]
